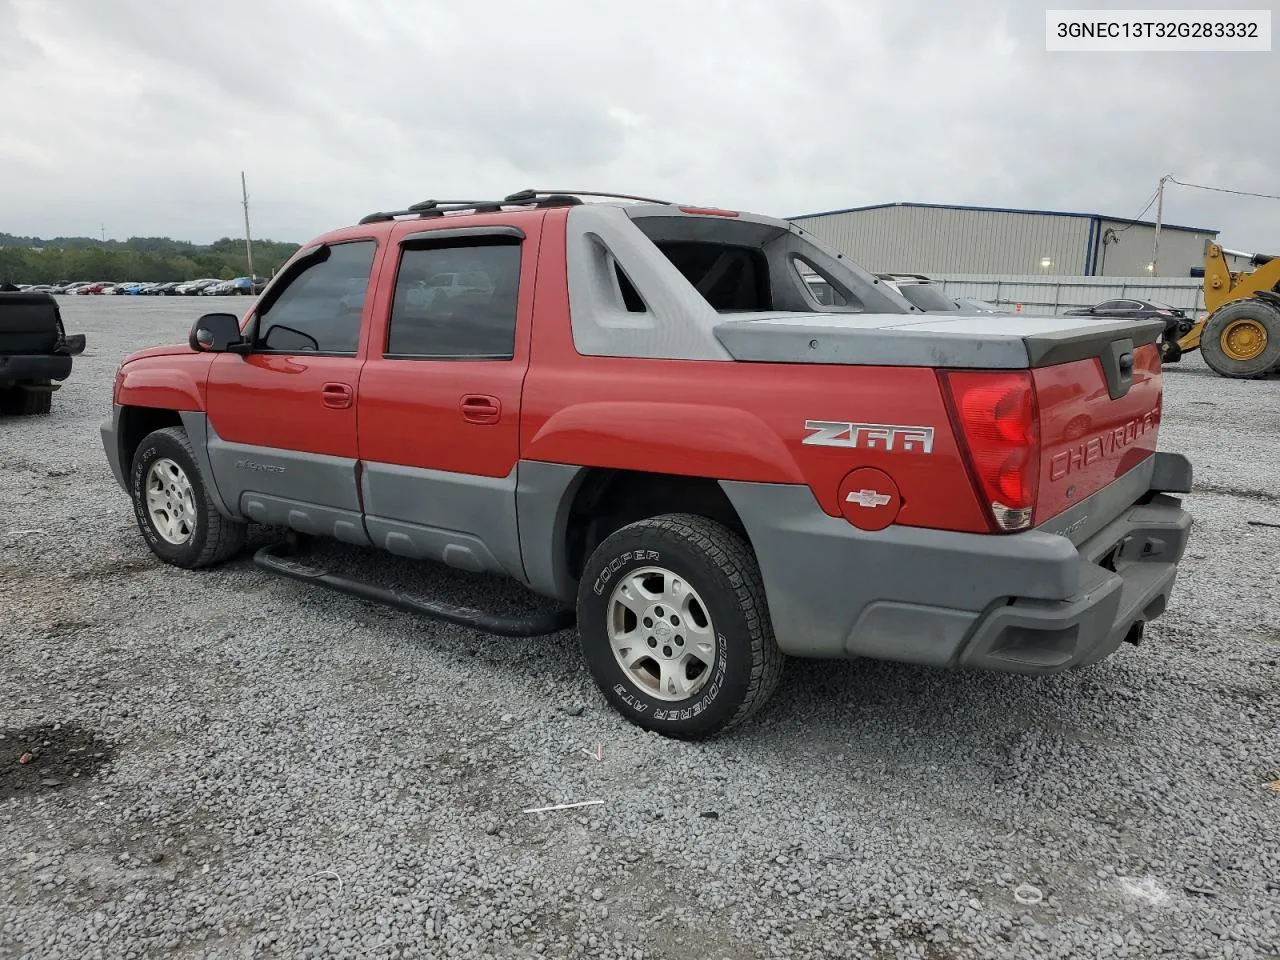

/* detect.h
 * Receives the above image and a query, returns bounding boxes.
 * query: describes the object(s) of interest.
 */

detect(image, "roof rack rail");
[505,188,674,204]
[357,191,609,226]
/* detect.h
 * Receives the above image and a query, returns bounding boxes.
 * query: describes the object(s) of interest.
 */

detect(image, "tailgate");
[1034,341,1163,525]
[0,292,62,355]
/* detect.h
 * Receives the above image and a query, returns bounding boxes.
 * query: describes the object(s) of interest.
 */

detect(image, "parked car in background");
[231,276,269,295]
[146,282,183,296]
[177,279,221,296]
[1063,298,1195,361]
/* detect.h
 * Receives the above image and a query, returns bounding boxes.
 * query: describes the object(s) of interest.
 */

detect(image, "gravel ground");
[1,296,1277,960]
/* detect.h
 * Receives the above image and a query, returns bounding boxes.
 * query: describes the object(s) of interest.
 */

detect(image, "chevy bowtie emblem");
[846,489,892,508]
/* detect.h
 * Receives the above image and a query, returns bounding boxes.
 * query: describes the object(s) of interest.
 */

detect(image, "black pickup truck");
[0,292,87,415]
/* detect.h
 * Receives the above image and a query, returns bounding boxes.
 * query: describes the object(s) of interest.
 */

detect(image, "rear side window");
[255,240,377,354]
[386,239,521,359]
[789,256,857,309]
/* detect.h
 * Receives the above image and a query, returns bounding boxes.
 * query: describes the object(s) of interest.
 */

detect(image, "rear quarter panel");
[521,360,989,532]
[520,207,988,533]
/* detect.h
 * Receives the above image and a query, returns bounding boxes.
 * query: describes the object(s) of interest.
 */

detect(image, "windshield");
[898,283,960,312]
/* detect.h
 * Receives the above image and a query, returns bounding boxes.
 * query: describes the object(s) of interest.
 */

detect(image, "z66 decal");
[802,420,935,454]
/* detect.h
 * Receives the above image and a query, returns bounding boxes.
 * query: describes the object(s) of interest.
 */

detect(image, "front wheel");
[129,426,246,568]
[576,514,783,740]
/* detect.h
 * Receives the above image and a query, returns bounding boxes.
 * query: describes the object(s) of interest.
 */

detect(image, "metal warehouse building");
[788,202,1220,279]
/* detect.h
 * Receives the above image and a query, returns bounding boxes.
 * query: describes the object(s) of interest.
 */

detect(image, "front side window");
[255,240,377,354]
[386,239,521,359]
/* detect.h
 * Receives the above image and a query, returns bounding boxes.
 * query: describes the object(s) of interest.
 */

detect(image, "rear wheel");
[576,514,783,740]
[1199,299,1280,378]
[129,426,246,568]
[0,382,53,416]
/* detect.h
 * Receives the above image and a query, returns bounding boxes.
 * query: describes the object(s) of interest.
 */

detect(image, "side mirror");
[190,312,249,353]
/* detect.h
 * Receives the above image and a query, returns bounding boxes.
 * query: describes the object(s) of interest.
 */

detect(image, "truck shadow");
[228,531,1195,791]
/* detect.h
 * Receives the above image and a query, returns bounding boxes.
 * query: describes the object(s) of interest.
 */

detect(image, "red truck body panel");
[206,353,364,460]
[115,350,212,411]
[1033,344,1163,523]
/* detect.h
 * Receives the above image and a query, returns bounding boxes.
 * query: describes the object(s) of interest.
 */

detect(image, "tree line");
[0,233,301,284]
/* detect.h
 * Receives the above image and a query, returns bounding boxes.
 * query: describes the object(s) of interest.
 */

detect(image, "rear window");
[654,241,772,312]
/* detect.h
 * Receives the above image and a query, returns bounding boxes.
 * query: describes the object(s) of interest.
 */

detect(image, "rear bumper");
[956,492,1190,674]
[0,353,73,384]
[720,451,1193,674]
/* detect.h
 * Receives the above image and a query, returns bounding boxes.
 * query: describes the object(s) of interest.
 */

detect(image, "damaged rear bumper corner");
[956,493,1192,675]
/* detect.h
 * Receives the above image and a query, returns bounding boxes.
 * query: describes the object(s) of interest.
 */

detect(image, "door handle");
[321,382,353,409]
[460,394,501,425]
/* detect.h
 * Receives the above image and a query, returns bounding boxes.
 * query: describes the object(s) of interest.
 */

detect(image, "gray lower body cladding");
[719,452,1192,675]
[100,405,129,491]
[102,402,1193,673]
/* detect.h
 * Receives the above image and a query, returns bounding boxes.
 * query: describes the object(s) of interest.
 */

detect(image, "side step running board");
[252,541,577,638]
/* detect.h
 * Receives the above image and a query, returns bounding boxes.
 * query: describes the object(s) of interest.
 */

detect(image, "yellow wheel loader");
[1177,244,1280,378]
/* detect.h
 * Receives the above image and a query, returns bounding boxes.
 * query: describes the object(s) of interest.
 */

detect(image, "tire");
[1159,338,1182,363]
[576,513,783,740]
[0,382,52,416]
[1199,299,1280,379]
[129,426,246,568]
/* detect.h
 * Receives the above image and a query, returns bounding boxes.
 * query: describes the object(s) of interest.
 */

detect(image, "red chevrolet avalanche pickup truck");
[101,190,1194,739]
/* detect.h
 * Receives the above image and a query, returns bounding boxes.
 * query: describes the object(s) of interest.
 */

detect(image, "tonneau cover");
[713,311,1165,370]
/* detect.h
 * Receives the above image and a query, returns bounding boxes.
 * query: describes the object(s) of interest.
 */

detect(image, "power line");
[1110,187,1161,233]
[1167,177,1280,201]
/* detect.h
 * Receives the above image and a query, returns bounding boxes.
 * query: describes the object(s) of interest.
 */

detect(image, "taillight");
[940,370,1040,533]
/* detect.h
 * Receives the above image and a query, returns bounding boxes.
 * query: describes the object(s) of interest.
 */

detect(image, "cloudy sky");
[1,0,1275,253]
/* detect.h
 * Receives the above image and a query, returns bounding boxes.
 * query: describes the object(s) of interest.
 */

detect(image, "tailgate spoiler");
[714,312,1164,372]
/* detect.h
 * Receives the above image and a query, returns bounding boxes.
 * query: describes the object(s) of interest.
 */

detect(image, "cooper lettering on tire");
[128,426,247,569]
[576,513,782,739]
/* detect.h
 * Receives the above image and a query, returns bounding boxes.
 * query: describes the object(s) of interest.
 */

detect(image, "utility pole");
[100,224,105,243]
[1152,173,1171,277]
[241,171,255,279]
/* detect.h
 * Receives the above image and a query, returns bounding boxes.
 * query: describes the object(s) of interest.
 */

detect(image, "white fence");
[931,274,1208,316]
